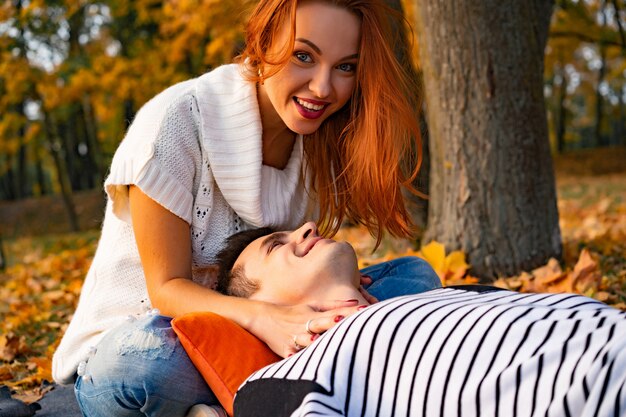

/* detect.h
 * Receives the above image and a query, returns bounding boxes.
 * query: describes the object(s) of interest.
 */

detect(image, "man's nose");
[294,221,318,244]
[309,68,331,99]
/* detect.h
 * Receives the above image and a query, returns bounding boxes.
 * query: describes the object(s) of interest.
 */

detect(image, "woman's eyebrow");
[295,38,359,61]
[260,232,288,254]
[296,38,322,54]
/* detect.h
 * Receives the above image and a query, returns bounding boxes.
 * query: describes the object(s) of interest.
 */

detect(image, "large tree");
[414,0,562,278]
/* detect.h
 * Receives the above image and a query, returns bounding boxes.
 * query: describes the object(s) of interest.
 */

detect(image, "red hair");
[239,0,424,246]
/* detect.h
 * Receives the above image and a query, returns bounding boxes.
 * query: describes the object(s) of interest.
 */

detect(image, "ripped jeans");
[74,256,440,417]
[74,314,218,417]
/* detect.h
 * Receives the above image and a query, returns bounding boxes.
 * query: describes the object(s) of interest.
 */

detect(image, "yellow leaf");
[571,249,601,293]
[418,241,446,276]
[445,251,470,281]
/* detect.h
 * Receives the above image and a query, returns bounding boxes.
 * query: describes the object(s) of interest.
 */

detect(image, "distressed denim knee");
[361,256,441,301]
[75,313,217,417]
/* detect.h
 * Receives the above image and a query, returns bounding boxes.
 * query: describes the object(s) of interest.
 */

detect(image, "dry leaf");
[0,333,27,362]
[419,241,446,275]
[532,258,564,287]
[0,365,13,381]
[445,251,470,282]
[570,249,601,293]
[417,241,471,285]
[595,291,612,302]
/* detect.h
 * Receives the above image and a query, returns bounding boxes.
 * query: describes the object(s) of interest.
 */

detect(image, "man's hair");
[216,227,274,298]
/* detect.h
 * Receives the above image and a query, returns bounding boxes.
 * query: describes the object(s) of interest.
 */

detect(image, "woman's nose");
[294,221,318,243]
[309,69,331,99]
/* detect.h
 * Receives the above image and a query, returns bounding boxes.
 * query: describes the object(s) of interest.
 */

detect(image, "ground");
[0,146,625,403]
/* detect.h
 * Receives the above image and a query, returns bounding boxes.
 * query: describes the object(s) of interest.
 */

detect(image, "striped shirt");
[235,287,626,417]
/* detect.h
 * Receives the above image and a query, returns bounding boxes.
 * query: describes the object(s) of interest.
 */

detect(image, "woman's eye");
[294,52,312,63]
[270,241,282,252]
[337,63,356,73]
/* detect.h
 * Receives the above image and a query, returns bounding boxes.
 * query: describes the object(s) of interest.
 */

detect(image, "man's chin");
[319,243,359,277]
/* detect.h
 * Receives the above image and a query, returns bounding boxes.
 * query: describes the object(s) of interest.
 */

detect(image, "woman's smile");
[294,97,329,119]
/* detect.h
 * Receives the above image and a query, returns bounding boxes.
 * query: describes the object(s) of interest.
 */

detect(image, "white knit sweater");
[52,64,317,384]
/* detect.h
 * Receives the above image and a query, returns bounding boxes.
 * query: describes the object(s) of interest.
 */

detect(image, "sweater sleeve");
[104,81,202,225]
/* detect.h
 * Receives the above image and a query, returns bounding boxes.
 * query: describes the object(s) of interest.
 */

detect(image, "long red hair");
[239,0,424,245]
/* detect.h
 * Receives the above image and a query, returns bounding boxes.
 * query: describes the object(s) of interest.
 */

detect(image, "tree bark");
[0,234,5,271]
[33,139,48,196]
[43,113,80,232]
[595,1,608,147]
[415,0,562,278]
[2,155,16,200]
[82,95,104,186]
[554,59,568,153]
[16,115,27,199]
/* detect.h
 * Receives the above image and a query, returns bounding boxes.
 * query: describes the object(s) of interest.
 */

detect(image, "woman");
[52,0,439,416]
[216,224,626,417]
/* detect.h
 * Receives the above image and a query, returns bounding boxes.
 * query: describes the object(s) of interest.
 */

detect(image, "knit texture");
[52,64,317,384]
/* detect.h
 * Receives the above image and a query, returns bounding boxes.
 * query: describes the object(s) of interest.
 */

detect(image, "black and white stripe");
[235,288,626,417]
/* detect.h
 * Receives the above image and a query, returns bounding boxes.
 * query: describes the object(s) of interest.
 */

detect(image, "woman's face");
[258,1,361,136]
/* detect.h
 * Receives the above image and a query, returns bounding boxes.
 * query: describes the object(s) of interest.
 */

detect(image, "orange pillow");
[172,312,281,417]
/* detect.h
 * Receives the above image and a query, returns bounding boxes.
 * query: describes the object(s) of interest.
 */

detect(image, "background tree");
[414,0,563,278]
[1,0,624,244]
[0,0,250,230]
[546,0,626,150]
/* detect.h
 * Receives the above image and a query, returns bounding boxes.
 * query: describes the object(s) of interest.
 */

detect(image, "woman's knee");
[76,314,215,416]
[361,256,441,300]
[83,314,182,380]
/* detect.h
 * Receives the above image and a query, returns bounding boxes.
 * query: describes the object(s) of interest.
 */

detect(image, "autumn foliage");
[0,0,625,405]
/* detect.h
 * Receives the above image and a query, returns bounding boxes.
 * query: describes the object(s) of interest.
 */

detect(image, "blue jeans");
[361,256,441,301]
[74,257,439,416]
[74,314,218,417]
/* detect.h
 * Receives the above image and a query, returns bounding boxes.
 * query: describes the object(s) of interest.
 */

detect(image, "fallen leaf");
[444,251,470,282]
[570,249,601,293]
[0,365,13,381]
[532,258,564,287]
[595,291,612,302]
[419,241,446,275]
[0,333,27,362]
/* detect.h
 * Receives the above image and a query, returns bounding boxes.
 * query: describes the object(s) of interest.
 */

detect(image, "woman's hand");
[252,300,366,357]
[359,273,379,304]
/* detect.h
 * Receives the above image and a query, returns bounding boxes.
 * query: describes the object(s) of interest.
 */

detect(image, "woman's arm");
[129,185,360,356]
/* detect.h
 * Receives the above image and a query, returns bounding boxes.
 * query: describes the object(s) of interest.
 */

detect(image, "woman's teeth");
[296,98,325,111]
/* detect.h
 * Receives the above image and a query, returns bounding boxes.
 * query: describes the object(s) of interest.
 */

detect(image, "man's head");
[216,227,274,298]
[216,222,361,305]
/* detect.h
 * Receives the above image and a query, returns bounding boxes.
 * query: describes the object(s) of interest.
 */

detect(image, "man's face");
[233,222,360,305]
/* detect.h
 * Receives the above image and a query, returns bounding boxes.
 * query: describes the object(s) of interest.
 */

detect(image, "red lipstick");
[293,97,328,120]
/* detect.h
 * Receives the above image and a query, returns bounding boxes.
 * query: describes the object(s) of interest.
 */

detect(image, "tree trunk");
[595,1,608,147]
[555,63,568,153]
[43,113,80,232]
[82,95,104,186]
[415,0,562,279]
[594,45,607,147]
[0,234,5,270]
[619,86,625,146]
[2,155,16,200]
[16,131,27,199]
[33,140,48,196]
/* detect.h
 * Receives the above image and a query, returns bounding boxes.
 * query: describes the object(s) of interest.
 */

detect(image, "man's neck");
[310,281,369,306]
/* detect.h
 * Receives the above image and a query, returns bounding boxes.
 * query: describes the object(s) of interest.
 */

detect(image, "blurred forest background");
[0,0,625,401]
[0,0,624,210]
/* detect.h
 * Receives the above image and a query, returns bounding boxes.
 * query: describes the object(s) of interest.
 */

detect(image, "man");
[217,223,626,417]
